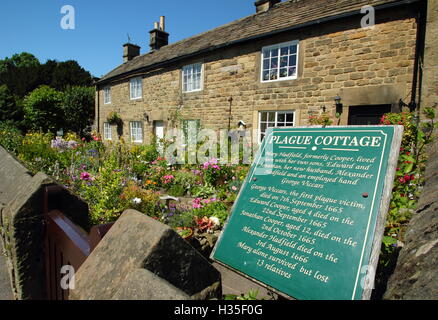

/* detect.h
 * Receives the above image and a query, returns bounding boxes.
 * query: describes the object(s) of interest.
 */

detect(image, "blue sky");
[0,0,255,78]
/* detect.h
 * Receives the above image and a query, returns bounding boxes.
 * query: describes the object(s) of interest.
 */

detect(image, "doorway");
[348,105,392,125]
[153,121,164,153]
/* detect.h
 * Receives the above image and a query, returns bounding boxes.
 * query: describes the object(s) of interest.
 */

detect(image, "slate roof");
[97,0,412,84]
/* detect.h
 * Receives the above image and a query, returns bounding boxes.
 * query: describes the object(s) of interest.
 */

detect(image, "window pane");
[280,57,288,68]
[280,47,289,56]
[268,112,275,122]
[260,123,267,133]
[263,59,270,70]
[270,57,278,69]
[270,49,278,57]
[280,68,288,78]
[288,66,297,77]
[269,69,278,80]
[290,45,297,54]
[289,55,297,66]
[277,113,285,123]
[286,113,294,122]
[261,112,267,122]
[263,49,271,58]
[262,71,270,81]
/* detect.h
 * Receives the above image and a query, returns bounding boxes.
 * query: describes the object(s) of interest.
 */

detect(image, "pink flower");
[80,172,91,181]
[192,198,203,209]
[161,175,175,184]
[232,186,238,191]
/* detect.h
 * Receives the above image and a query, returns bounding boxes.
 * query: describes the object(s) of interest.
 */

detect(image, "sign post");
[212,126,403,300]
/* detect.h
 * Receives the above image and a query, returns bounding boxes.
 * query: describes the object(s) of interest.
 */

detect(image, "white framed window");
[259,111,295,142]
[130,77,142,100]
[103,122,112,140]
[261,41,299,82]
[182,63,203,92]
[130,121,143,143]
[104,86,111,104]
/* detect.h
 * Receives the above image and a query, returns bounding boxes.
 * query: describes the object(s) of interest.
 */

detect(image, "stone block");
[384,140,438,300]
[70,209,221,300]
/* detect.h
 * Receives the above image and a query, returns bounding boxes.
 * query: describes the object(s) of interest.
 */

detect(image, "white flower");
[209,217,220,228]
[132,197,142,204]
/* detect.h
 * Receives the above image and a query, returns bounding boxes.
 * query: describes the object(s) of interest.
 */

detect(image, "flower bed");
[0,126,249,250]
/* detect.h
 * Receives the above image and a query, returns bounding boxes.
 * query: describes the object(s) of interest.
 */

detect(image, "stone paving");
[0,238,13,300]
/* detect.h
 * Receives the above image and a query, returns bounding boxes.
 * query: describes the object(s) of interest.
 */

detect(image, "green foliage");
[0,85,22,125]
[49,60,94,91]
[171,170,200,195]
[23,85,64,133]
[224,289,263,300]
[107,111,123,126]
[167,209,198,229]
[78,155,127,225]
[0,53,41,98]
[119,181,161,219]
[308,113,333,126]
[192,201,230,225]
[18,132,59,174]
[62,86,95,135]
[0,122,23,154]
[379,109,436,265]
[0,52,95,133]
[190,184,216,198]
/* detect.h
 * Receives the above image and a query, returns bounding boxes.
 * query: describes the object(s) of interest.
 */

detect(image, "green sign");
[212,126,402,300]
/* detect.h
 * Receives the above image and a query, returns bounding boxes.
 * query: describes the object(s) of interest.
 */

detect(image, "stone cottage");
[95,0,431,145]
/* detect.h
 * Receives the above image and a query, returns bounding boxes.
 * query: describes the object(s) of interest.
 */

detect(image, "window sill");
[257,77,300,88]
[182,89,203,94]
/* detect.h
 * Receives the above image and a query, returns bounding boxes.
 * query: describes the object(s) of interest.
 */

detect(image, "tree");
[0,84,23,125]
[50,60,94,91]
[23,85,64,133]
[0,53,41,98]
[62,86,95,135]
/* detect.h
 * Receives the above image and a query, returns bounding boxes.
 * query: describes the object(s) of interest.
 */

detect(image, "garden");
[0,123,250,257]
[0,107,436,299]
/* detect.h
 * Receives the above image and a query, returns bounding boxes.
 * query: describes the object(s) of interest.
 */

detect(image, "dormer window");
[261,41,299,82]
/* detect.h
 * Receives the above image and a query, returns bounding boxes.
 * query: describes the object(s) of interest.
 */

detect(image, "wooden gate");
[43,185,113,300]
[44,210,90,300]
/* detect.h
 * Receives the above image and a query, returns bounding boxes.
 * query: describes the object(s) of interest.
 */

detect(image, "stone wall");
[421,0,438,113]
[70,209,222,300]
[384,139,438,300]
[0,146,90,299]
[98,6,417,144]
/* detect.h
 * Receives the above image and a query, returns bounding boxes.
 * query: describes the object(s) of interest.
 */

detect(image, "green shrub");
[0,122,23,154]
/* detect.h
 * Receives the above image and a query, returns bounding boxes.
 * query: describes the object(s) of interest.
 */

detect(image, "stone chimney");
[149,16,169,51]
[123,43,141,63]
[254,0,281,13]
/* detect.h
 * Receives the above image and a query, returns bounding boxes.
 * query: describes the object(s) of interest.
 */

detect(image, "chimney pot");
[159,16,165,31]
[149,16,169,51]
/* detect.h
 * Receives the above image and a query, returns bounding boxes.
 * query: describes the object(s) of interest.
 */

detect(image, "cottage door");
[154,121,164,154]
